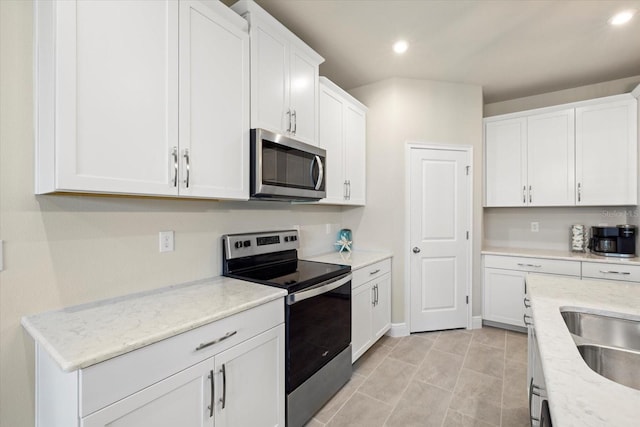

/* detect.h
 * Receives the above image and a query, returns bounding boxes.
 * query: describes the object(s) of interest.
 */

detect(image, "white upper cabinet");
[484,93,638,207]
[231,0,324,146]
[318,77,367,205]
[575,99,637,206]
[35,0,249,200]
[527,109,575,206]
[179,0,249,199]
[485,118,527,206]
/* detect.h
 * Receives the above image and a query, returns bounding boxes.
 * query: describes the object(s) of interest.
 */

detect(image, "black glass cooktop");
[227,259,350,294]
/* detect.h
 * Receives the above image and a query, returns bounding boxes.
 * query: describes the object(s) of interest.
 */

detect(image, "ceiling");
[224,0,640,103]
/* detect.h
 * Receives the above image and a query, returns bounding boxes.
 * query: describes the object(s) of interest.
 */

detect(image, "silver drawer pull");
[517,263,542,268]
[195,331,237,351]
[523,314,533,326]
[523,296,531,308]
[370,269,381,275]
[599,270,631,275]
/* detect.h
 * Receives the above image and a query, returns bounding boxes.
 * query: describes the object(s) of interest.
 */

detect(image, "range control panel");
[223,230,299,259]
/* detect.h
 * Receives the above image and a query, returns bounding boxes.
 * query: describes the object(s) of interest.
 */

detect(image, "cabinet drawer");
[79,298,283,417]
[352,258,391,288]
[483,255,580,276]
[581,262,640,282]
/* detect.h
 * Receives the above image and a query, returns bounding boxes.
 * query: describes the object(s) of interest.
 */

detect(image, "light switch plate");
[531,222,539,232]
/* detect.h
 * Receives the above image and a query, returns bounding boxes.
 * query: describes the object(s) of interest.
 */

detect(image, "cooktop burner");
[222,230,350,294]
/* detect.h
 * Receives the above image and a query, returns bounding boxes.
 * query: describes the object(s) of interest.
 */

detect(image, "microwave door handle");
[311,155,324,190]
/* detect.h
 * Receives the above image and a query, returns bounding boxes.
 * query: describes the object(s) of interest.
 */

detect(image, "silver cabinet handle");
[171,147,178,187]
[529,185,532,203]
[195,331,237,351]
[523,185,526,204]
[371,286,376,306]
[577,182,581,202]
[599,270,631,275]
[183,149,190,188]
[523,296,531,308]
[523,314,533,326]
[207,370,214,417]
[344,181,348,200]
[517,263,542,268]
[292,109,297,134]
[528,377,541,425]
[219,363,227,409]
[370,269,381,275]
[348,180,351,199]
[286,109,291,132]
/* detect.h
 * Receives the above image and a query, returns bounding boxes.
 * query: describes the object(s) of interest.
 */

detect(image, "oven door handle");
[286,273,351,305]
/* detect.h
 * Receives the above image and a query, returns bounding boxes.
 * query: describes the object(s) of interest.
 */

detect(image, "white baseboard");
[471,316,483,329]
[387,322,409,337]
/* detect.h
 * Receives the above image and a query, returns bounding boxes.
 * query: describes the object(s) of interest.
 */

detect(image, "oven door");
[285,273,351,392]
[251,128,326,200]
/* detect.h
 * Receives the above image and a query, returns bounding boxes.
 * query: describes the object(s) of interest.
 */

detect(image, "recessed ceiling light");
[393,40,408,54]
[609,10,636,26]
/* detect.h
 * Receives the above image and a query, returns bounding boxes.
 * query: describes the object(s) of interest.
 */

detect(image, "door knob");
[412,247,421,253]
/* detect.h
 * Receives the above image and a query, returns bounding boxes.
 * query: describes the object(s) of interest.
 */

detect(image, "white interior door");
[409,146,471,332]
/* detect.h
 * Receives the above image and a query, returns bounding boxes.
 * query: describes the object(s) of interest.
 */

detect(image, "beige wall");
[0,2,345,425]
[346,78,484,325]
[483,77,640,252]
[484,75,640,117]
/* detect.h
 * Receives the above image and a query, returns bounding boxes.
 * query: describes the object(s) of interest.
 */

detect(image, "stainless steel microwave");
[250,128,326,201]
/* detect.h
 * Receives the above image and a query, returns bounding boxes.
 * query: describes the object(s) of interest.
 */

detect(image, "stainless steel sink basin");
[578,344,640,391]
[560,310,640,351]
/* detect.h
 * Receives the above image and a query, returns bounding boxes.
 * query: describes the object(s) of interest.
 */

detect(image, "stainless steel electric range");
[222,230,352,427]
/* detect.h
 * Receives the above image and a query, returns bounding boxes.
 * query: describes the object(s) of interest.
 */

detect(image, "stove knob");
[243,240,251,247]
[292,236,297,241]
[234,241,243,249]
[284,236,290,242]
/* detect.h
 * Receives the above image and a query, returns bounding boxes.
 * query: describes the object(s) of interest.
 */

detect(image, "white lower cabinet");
[482,255,580,329]
[36,300,285,427]
[351,259,392,362]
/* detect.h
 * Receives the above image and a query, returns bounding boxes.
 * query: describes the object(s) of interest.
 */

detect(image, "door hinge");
[466,231,469,240]
[466,295,469,304]
[465,165,470,176]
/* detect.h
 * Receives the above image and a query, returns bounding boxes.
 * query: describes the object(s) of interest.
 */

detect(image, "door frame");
[404,142,474,333]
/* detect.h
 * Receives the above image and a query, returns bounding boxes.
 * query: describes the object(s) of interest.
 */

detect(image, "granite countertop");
[305,250,393,270]
[526,274,640,426]
[21,276,286,372]
[482,246,640,265]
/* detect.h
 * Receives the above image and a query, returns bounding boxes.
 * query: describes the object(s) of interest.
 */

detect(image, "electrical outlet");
[531,222,539,232]
[159,231,174,252]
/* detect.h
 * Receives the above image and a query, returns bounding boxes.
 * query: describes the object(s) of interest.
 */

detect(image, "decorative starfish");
[334,236,352,252]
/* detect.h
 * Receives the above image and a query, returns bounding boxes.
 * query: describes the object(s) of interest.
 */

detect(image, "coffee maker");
[589,225,637,257]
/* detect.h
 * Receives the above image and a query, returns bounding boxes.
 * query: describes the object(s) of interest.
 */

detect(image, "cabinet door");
[484,118,527,206]
[250,23,289,135]
[344,104,367,205]
[318,86,346,204]
[576,99,638,206]
[527,109,575,206]
[483,268,526,327]
[214,325,285,427]
[55,0,179,195]
[81,359,213,427]
[371,274,391,340]
[352,283,374,362]
[289,47,318,145]
[179,0,249,200]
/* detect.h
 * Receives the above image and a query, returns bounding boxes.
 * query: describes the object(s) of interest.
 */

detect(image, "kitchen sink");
[577,344,640,391]
[560,310,640,351]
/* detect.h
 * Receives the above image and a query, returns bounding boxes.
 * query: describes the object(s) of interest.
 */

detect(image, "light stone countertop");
[482,246,640,265]
[526,274,640,426]
[305,250,393,270]
[21,276,286,372]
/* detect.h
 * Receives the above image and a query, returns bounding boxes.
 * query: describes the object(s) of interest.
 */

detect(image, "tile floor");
[305,327,529,427]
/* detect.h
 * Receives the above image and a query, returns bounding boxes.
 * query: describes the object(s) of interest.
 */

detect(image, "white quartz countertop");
[482,246,640,265]
[21,277,286,372]
[305,250,393,270]
[526,274,640,426]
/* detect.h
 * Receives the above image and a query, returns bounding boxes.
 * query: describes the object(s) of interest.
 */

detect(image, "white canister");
[570,224,586,252]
